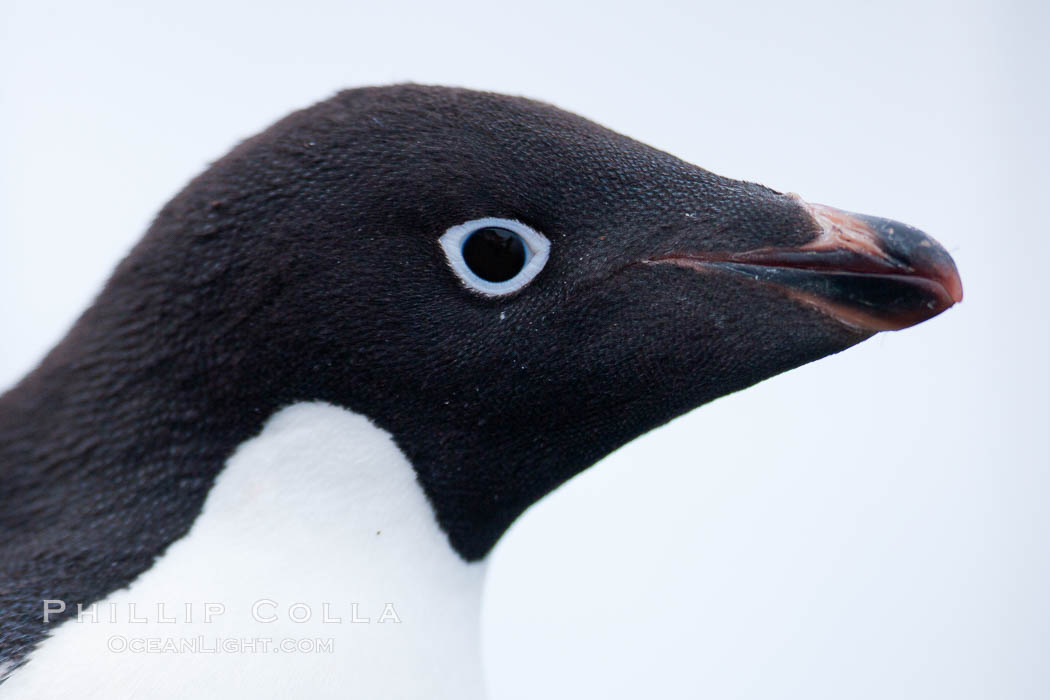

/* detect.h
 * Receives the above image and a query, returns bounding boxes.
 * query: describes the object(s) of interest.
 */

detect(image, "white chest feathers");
[4,403,488,699]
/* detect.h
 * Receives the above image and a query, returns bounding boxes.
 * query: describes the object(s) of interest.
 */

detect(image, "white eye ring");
[439,217,550,297]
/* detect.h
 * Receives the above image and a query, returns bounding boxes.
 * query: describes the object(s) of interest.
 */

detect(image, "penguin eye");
[439,218,550,296]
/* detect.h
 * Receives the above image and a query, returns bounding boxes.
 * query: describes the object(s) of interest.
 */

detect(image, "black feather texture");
[0,85,867,668]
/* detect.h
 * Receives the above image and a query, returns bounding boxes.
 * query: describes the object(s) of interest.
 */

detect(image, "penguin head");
[102,85,961,559]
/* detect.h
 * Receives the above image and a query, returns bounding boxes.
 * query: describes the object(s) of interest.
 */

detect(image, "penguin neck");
[0,252,495,692]
[2,401,490,697]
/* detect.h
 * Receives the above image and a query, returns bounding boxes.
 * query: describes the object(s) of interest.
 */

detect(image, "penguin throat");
[3,403,489,699]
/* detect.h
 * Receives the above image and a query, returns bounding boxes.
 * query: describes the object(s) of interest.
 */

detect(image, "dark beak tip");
[937,260,964,306]
[920,246,964,306]
[852,210,964,307]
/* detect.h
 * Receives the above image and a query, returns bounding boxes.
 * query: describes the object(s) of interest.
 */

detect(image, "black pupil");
[461,227,527,282]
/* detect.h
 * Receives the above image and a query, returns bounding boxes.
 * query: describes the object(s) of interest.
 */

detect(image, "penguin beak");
[648,198,963,332]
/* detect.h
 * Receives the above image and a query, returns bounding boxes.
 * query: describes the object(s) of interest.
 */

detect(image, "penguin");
[0,85,962,698]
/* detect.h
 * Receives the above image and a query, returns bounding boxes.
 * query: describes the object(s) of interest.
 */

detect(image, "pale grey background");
[2,1,1047,698]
